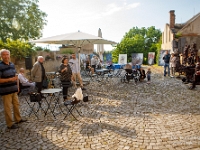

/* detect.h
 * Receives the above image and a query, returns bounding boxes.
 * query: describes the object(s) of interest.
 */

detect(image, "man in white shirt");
[69,53,86,90]
[18,68,35,91]
[91,55,97,72]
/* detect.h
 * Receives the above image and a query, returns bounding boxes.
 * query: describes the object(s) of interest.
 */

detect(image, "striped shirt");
[0,61,18,95]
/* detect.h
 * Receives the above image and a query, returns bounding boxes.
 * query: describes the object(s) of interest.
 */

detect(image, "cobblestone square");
[0,66,200,150]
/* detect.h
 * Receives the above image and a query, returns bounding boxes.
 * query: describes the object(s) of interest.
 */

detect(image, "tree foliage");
[111,26,162,64]
[0,0,47,42]
[0,39,36,59]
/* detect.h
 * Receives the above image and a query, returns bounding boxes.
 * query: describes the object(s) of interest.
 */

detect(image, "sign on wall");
[148,52,155,65]
[132,53,143,65]
[103,53,112,64]
[118,54,127,64]
[159,50,169,66]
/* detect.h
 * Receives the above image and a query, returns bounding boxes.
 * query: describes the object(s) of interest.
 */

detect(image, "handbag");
[42,77,49,89]
[30,93,41,102]
[83,96,88,102]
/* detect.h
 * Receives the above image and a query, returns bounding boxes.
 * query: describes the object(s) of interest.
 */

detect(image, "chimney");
[169,10,175,28]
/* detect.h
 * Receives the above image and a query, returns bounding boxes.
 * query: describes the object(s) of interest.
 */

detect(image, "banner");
[159,50,168,66]
[148,52,155,65]
[132,53,143,65]
[103,53,112,65]
[118,54,127,64]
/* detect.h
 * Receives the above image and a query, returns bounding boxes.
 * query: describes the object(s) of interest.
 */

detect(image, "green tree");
[0,0,47,42]
[0,39,36,59]
[112,26,162,64]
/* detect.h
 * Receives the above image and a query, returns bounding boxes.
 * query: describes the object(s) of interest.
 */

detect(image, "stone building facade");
[161,10,200,55]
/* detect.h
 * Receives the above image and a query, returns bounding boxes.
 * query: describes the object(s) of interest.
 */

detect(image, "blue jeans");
[164,63,170,76]
[147,74,151,81]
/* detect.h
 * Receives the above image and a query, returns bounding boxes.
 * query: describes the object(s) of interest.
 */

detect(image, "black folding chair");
[18,82,44,119]
[63,97,82,120]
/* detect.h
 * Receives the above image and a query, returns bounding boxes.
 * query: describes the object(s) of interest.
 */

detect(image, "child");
[146,68,151,83]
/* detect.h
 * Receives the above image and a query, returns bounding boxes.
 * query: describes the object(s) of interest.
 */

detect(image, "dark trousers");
[36,82,43,93]
[62,86,68,99]
[192,74,200,88]
[147,74,151,81]
[61,81,71,99]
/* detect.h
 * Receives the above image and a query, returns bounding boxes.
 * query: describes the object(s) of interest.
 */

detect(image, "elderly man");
[69,53,86,90]
[18,68,35,92]
[31,56,46,94]
[0,49,27,129]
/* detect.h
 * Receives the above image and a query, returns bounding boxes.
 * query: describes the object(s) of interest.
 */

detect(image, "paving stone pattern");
[0,66,200,150]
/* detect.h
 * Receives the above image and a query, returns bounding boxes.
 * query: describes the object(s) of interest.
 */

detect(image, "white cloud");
[126,3,140,9]
[100,2,140,17]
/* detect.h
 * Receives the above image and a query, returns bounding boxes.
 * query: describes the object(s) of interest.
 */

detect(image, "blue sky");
[38,0,200,50]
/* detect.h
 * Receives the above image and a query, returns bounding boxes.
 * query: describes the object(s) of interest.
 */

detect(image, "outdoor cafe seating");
[18,76,89,120]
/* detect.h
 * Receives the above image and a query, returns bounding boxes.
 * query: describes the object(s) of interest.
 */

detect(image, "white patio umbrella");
[31,31,116,67]
[97,28,104,61]
[32,31,116,46]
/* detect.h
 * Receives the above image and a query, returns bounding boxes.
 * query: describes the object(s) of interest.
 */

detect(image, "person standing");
[170,53,176,77]
[0,49,27,129]
[69,53,86,90]
[31,56,46,94]
[146,68,152,83]
[59,57,72,101]
[18,67,35,92]
[163,50,171,76]
[91,55,97,72]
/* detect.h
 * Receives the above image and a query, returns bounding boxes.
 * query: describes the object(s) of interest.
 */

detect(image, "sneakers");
[170,75,174,78]
[7,124,19,129]
[15,119,27,124]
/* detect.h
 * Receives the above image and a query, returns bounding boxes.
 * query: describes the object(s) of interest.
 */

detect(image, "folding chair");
[19,82,44,118]
[63,88,83,120]
[63,97,82,120]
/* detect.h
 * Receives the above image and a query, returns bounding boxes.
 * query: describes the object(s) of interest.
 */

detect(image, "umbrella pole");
[78,47,81,71]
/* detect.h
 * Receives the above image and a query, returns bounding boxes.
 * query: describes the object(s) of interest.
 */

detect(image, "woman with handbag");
[59,57,73,101]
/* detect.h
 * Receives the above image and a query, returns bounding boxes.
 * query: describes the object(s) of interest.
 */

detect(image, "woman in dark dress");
[59,57,72,101]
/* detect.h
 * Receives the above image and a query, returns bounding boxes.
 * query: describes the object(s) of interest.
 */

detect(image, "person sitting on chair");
[18,68,35,92]
[86,58,94,75]
[189,62,200,90]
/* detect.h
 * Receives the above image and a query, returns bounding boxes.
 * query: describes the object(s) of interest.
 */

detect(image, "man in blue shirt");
[163,50,171,76]
[0,49,27,129]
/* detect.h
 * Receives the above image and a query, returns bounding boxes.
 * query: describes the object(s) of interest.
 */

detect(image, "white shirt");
[91,58,97,66]
[69,58,80,73]
[18,73,28,83]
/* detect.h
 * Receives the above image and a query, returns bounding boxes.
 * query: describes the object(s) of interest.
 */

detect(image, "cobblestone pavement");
[0,66,200,150]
